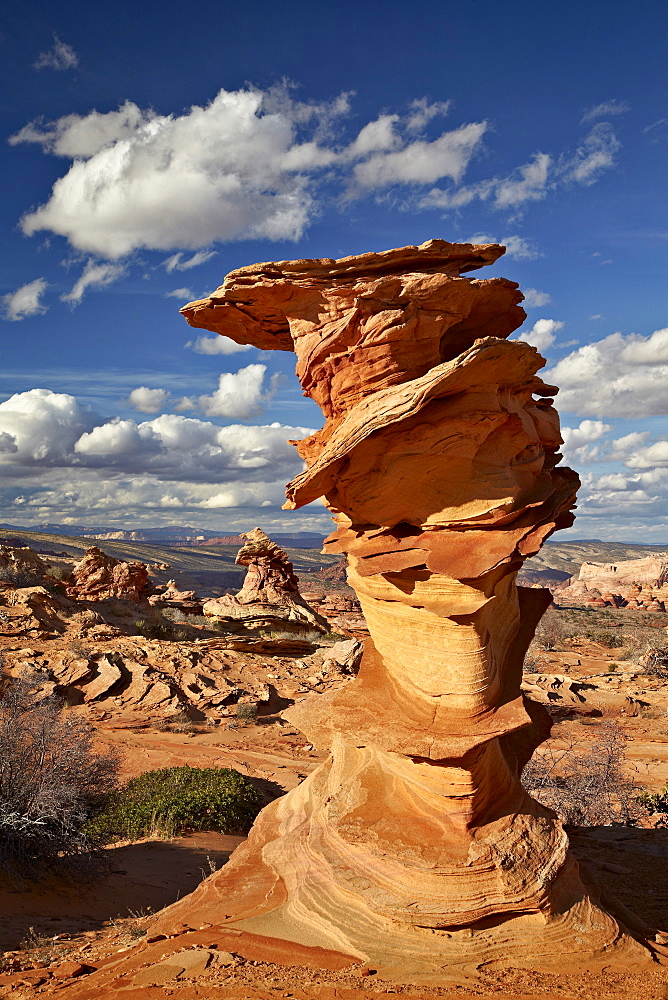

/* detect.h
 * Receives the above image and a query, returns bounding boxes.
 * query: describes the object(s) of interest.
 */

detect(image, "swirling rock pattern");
[159,241,657,978]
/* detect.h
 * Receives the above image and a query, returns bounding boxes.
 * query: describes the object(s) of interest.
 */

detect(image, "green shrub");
[88,765,263,844]
[638,783,668,817]
[582,628,620,648]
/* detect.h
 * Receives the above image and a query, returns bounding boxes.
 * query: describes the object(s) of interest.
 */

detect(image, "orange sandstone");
[58,241,662,995]
[170,240,659,975]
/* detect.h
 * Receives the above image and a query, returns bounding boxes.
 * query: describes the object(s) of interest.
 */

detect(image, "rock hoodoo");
[108,240,656,982]
[202,528,328,632]
[66,546,151,603]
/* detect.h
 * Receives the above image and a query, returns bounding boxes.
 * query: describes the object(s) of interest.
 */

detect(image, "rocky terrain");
[1,534,668,997]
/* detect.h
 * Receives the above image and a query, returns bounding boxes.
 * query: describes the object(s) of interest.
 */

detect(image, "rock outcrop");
[59,240,658,997]
[148,579,202,615]
[165,240,659,976]
[203,529,328,632]
[0,545,50,587]
[559,556,668,611]
[66,547,151,603]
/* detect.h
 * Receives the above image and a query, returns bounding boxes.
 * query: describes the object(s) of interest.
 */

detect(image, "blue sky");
[1,0,667,539]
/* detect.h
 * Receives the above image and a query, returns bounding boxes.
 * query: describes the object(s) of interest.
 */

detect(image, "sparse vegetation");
[235,700,259,724]
[639,645,668,680]
[637,782,668,820]
[45,566,68,581]
[0,671,120,878]
[533,607,570,651]
[87,765,263,843]
[0,565,42,588]
[582,628,620,648]
[522,722,639,826]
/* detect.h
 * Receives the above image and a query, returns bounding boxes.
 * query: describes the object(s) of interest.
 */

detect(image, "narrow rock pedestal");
[152,241,658,979]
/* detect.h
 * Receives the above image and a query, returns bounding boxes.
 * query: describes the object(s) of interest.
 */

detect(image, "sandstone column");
[160,241,655,977]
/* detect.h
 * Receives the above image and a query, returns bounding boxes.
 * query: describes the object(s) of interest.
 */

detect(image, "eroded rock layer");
[202,528,329,632]
[154,240,656,978]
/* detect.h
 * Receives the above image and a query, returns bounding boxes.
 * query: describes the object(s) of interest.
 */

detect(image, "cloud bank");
[10,86,622,264]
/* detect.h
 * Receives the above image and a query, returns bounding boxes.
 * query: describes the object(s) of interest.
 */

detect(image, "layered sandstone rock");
[203,528,328,632]
[148,579,202,615]
[559,555,668,611]
[0,545,50,586]
[62,240,658,997]
[66,547,151,603]
[162,239,660,976]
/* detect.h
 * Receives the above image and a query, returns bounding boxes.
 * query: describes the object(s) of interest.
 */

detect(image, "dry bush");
[522,722,639,826]
[533,607,569,651]
[638,645,668,680]
[0,565,42,588]
[0,671,120,879]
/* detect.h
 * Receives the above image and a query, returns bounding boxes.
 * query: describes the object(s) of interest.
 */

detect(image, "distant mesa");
[558,555,668,612]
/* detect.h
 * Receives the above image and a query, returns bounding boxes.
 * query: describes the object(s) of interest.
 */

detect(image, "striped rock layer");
[155,240,657,978]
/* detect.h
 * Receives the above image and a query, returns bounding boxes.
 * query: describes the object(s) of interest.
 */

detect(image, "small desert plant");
[0,565,42,588]
[637,783,668,819]
[0,671,120,877]
[235,701,259,724]
[45,566,68,581]
[157,711,201,734]
[582,628,620,648]
[133,618,176,640]
[522,721,639,826]
[161,608,218,630]
[87,765,263,843]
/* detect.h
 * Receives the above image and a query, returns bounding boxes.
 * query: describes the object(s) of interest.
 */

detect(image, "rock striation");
[163,239,662,977]
[202,528,328,632]
[66,547,151,603]
[148,579,203,615]
[64,239,658,997]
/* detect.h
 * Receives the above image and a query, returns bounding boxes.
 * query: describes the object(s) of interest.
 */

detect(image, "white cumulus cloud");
[197,364,274,418]
[33,35,78,71]
[349,121,487,192]
[127,387,171,413]
[516,318,564,352]
[166,287,194,300]
[463,233,543,260]
[522,288,552,308]
[185,334,252,356]
[2,278,49,321]
[61,260,125,304]
[493,153,551,209]
[548,326,668,417]
[559,123,621,186]
[0,389,96,464]
[0,388,314,487]
[163,250,217,272]
[581,100,630,124]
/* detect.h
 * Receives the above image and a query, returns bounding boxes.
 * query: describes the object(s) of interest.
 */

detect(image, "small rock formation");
[148,579,202,615]
[0,545,50,586]
[559,556,668,611]
[147,240,657,977]
[202,528,328,632]
[66,547,151,603]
